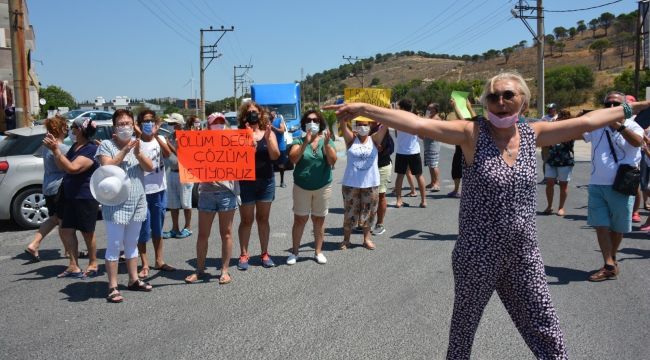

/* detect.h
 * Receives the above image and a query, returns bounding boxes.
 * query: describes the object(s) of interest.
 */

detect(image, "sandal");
[184,272,208,284]
[431,185,441,192]
[83,268,99,278]
[127,279,153,292]
[339,241,351,250]
[24,248,40,262]
[106,287,123,303]
[218,273,232,285]
[363,240,376,250]
[542,208,553,215]
[153,264,176,272]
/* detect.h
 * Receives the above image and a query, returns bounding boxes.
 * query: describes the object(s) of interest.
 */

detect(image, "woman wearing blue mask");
[134,110,173,279]
[326,71,650,359]
[286,110,337,265]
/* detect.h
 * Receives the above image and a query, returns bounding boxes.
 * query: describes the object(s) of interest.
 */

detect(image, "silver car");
[0,121,114,229]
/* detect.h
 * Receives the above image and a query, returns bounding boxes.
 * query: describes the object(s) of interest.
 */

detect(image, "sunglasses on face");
[306,117,319,121]
[486,90,518,104]
[604,101,621,108]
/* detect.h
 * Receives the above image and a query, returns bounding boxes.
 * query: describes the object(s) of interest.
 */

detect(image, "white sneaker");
[286,254,298,265]
[315,252,327,264]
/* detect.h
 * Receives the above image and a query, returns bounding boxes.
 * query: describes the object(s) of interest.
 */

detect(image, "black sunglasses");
[603,101,621,108]
[486,90,517,104]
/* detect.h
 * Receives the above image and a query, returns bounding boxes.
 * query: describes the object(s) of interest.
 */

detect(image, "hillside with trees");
[297,9,646,117]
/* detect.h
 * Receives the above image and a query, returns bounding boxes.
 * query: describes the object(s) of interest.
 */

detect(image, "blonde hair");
[479,71,531,110]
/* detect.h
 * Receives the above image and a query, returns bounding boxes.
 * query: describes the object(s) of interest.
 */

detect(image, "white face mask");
[308,122,320,135]
[68,129,76,143]
[117,126,133,141]
[356,125,370,136]
[210,123,226,130]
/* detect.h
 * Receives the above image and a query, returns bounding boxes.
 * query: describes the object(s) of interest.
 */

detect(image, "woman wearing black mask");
[235,101,280,270]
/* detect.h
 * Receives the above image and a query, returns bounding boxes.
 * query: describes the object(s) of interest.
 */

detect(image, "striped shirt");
[95,139,147,224]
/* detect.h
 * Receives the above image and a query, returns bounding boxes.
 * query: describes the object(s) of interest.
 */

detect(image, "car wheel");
[11,187,49,229]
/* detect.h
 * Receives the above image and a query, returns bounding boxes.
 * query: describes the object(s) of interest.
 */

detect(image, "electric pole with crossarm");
[200,25,234,119]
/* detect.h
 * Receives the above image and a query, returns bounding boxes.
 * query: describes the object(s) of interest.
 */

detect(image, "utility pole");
[233,65,252,112]
[512,0,544,117]
[8,0,31,128]
[342,56,367,87]
[200,25,234,119]
[634,1,649,98]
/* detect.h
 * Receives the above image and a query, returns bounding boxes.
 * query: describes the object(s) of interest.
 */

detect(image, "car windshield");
[64,110,85,119]
[0,134,45,156]
[268,105,296,120]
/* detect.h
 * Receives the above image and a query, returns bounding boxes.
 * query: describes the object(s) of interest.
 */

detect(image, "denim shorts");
[544,164,573,182]
[198,190,238,212]
[138,190,167,243]
[587,184,634,233]
[239,177,275,205]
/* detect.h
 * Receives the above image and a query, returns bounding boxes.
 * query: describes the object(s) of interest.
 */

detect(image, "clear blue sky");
[29,0,635,104]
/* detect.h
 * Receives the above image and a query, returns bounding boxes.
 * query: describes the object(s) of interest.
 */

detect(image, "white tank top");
[342,136,380,188]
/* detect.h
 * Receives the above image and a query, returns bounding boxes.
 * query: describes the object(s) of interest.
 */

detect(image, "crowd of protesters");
[18,71,650,359]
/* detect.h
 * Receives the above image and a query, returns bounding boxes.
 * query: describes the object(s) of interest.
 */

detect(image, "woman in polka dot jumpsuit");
[327,72,650,359]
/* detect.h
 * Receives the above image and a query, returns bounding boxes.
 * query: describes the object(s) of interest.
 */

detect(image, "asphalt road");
[0,143,648,360]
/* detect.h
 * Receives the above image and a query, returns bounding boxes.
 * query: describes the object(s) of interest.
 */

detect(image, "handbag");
[605,130,640,196]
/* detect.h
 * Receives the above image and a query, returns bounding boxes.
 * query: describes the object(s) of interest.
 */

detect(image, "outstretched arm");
[325,103,471,146]
[533,101,650,147]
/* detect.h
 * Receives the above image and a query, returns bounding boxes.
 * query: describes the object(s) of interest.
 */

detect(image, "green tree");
[589,38,611,70]
[555,42,566,57]
[553,26,567,40]
[614,32,633,66]
[568,27,577,38]
[502,47,514,64]
[38,85,76,119]
[545,34,555,56]
[599,12,615,36]
[612,68,650,99]
[577,20,587,34]
[370,77,381,86]
[614,13,636,34]
[164,105,181,114]
[544,65,595,108]
[588,18,600,37]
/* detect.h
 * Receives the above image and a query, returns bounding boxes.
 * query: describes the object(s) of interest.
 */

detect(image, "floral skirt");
[341,185,379,230]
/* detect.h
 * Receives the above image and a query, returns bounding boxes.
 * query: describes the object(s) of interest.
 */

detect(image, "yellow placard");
[344,88,392,108]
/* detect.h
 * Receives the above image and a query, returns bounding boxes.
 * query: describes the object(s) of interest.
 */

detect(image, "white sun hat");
[90,165,131,206]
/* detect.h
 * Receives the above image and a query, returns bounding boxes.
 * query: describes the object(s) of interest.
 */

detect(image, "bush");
[545,65,595,108]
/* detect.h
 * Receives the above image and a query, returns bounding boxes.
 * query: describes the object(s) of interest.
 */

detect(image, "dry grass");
[348,29,635,109]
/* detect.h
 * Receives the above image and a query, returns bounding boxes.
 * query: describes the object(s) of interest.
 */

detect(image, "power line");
[544,0,623,13]
[441,16,515,55]
[393,0,480,52]
[137,0,196,46]
[381,0,463,53]
[199,0,226,23]
[154,1,197,37]
[426,1,514,54]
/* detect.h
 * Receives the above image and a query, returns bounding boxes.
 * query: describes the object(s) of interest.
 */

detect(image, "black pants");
[452,145,463,180]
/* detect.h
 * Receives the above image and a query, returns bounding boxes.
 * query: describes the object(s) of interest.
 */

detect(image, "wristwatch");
[617,124,627,132]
